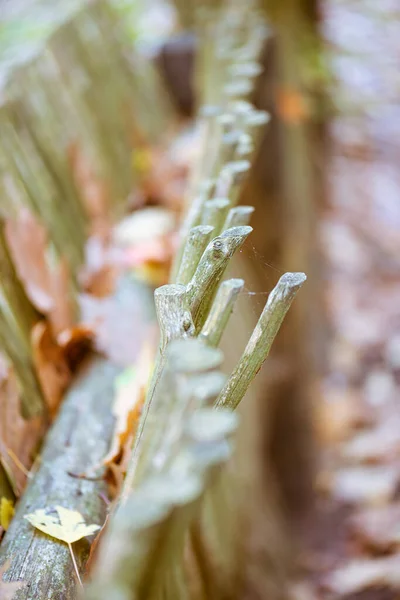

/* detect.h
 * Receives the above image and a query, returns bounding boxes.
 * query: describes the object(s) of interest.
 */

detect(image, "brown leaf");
[0,560,25,600]
[57,326,94,373]
[103,342,153,467]
[5,211,76,336]
[31,322,70,419]
[276,87,309,124]
[5,209,53,313]
[0,362,43,496]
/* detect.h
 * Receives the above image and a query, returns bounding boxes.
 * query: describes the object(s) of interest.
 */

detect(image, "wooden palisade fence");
[0,1,307,599]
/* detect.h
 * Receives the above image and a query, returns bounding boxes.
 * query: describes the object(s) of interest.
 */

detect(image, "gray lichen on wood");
[200,278,244,347]
[201,198,230,233]
[0,356,118,600]
[222,205,254,230]
[176,225,214,286]
[186,226,252,333]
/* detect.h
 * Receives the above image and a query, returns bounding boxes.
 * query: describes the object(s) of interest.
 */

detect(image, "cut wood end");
[189,225,214,237]
[155,284,186,298]
[221,278,245,291]
[205,198,230,209]
[220,225,252,239]
[279,272,307,289]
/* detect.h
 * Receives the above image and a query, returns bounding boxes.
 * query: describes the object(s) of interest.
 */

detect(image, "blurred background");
[1,0,400,599]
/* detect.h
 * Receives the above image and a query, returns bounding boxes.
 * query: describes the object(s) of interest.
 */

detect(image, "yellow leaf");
[132,148,152,174]
[24,506,100,544]
[0,498,14,530]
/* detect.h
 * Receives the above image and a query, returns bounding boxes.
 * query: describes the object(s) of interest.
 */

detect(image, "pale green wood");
[216,272,307,410]
[186,226,252,333]
[200,278,244,347]
[176,225,214,286]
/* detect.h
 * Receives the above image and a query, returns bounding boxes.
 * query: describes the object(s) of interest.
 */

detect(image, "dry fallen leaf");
[31,321,71,418]
[5,208,53,313]
[0,499,14,531]
[25,506,101,587]
[103,342,154,467]
[57,326,94,373]
[0,360,43,496]
[0,560,25,600]
[5,210,76,335]
[24,506,100,544]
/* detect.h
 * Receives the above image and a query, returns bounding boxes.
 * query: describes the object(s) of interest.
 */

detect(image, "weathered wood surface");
[0,355,117,599]
[0,274,156,598]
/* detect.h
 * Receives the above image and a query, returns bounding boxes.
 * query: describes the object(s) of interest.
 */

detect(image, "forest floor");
[293,1,400,599]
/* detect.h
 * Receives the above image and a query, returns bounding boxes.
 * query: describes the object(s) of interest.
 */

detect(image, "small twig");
[68,542,83,588]
[6,449,32,480]
[200,279,244,347]
[216,272,307,410]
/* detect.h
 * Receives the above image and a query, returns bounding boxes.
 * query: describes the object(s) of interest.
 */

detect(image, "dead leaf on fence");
[0,362,42,496]
[5,208,53,313]
[103,342,154,467]
[0,560,26,600]
[31,322,70,419]
[24,506,100,544]
[0,498,14,531]
[25,506,101,587]
[57,326,94,373]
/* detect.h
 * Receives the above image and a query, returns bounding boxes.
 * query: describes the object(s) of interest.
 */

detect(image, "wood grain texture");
[0,356,118,599]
